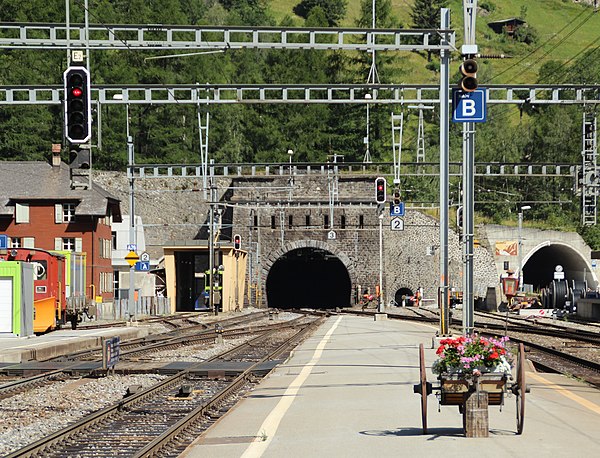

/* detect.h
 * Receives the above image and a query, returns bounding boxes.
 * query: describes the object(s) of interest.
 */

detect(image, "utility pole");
[439,8,451,336]
[462,0,478,335]
[208,180,216,315]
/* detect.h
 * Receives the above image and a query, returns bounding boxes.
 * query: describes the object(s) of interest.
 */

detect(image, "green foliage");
[293,0,347,26]
[579,226,600,251]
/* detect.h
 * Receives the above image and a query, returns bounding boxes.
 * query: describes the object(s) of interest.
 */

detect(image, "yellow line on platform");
[241,315,343,458]
[528,371,600,415]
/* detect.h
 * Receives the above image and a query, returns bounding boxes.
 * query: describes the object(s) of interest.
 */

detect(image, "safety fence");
[95,296,171,320]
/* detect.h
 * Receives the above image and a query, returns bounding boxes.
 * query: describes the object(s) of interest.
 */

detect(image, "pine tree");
[410,0,448,61]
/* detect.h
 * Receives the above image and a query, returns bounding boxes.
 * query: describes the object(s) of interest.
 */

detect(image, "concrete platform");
[181,315,600,458]
[0,326,155,363]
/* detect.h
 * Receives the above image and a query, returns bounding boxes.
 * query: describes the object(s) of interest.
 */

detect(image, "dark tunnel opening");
[266,247,351,309]
[394,288,414,307]
[523,244,595,291]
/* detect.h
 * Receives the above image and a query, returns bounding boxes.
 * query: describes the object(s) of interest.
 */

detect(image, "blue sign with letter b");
[452,89,487,123]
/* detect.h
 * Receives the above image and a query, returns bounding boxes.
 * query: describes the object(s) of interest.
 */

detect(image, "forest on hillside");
[1,0,600,240]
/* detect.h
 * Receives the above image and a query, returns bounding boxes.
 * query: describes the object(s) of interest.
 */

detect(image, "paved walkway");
[182,315,600,458]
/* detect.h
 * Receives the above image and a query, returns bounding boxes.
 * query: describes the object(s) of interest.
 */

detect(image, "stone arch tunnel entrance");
[523,243,597,291]
[266,247,351,309]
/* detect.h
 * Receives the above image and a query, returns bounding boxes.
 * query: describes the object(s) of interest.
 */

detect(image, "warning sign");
[125,250,139,267]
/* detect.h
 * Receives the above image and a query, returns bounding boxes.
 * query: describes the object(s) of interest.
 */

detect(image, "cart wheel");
[419,343,428,434]
[516,343,526,434]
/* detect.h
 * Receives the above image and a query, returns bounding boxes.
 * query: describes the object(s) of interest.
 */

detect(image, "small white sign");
[390,217,404,231]
[127,244,137,252]
[140,252,150,262]
[71,50,85,62]
[327,230,337,240]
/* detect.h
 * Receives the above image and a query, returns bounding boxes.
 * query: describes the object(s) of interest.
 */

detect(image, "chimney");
[51,144,62,167]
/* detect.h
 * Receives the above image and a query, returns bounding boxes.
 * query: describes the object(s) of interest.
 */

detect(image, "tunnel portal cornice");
[262,239,356,282]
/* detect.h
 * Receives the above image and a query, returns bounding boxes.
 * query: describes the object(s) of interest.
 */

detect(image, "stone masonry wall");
[94,171,500,307]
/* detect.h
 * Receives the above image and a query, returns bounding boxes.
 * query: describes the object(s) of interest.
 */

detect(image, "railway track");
[0,311,295,398]
[336,307,600,387]
[5,315,323,458]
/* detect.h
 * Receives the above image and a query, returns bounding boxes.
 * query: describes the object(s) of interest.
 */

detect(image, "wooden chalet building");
[0,154,122,303]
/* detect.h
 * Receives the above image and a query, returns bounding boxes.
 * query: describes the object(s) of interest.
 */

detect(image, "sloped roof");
[0,161,122,221]
[488,17,526,26]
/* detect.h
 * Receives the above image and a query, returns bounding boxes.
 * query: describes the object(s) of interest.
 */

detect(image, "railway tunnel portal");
[265,245,352,309]
[523,242,597,291]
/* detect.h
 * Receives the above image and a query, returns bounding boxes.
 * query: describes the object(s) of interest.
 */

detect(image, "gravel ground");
[0,310,303,455]
[0,374,166,456]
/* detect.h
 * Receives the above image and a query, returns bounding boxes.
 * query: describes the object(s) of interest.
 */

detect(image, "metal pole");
[127,104,135,319]
[65,0,70,66]
[518,211,523,291]
[378,212,384,313]
[463,121,475,334]
[235,252,239,310]
[84,0,90,71]
[209,182,216,315]
[439,8,451,336]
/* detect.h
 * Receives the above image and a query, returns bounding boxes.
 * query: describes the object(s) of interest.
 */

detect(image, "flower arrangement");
[432,335,512,376]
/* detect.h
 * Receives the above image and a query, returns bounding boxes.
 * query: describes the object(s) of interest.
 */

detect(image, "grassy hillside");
[267,0,600,84]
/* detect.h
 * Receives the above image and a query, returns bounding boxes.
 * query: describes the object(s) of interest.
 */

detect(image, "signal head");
[375,177,387,204]
[459,58,478,92]
[63,66,91,144]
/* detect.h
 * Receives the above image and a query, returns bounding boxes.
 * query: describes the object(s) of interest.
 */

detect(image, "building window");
[288,215,293,229]
[341,215,346,229]
[63,238,76,251]
[271,215,276,229]
[305,215,311,228]
[10,237,21,248]
[100,238,112,259]
[323,214,329,229]
[359,215,364,229]
[63,203,76,222]
[112,231,117,250]
[15,203,29,224]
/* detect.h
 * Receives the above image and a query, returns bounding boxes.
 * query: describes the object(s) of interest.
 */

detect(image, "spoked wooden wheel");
[419,343,428,434]
[515,343,526,434]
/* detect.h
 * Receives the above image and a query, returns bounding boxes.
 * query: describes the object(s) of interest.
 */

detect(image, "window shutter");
[23,237,35,248]
[55,238,62,250]
[15,203,30,223]
[55,204,62,223]
[75,238,83,252]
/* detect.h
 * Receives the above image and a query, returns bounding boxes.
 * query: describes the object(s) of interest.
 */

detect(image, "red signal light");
[71,87,83,97]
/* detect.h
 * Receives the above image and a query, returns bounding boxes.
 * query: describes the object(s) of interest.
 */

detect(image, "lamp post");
[518,205,531,291]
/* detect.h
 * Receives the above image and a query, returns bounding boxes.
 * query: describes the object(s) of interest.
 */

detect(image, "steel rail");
[132,315,324,458]
[4,317,317,458]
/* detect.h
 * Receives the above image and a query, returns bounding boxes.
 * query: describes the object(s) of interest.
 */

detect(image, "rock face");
[94,171,499,307]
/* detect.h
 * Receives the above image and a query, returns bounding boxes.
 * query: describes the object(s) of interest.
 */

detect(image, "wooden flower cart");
[413,342,527,436]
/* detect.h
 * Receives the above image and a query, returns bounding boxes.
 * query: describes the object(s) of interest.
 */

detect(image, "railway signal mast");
[461,0,479,335]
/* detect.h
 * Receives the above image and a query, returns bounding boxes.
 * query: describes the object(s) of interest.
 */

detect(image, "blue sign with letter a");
[0,235,7,250]
[452,88,487,123]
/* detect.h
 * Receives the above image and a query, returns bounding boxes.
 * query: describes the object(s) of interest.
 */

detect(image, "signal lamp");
[459,58,478,92]
[63,66,91,144]
[375,177,387,204]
